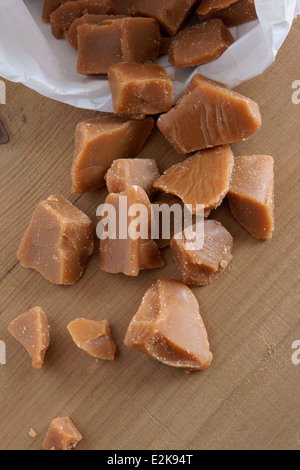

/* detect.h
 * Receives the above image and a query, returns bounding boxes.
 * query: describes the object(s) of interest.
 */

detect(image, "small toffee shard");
[228,155,275,240]
[100,186,165,276]
[8,307,50,369]
[196,0,258,28]
[153,145,234,214]
[43,417,82,450]
[124,278,213,370]
[67,318,116,360]
[170,219,233,286]
[17,195,94,285]
[157,74,261,154]
[72,115,154,194]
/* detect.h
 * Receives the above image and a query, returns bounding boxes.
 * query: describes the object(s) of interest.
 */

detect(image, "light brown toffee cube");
[67,318,116,360]
[50,0,114,39]
[130,0,198,36]
[17,195,94,285]
[43,417,82,450]
[196,0,257,28]
[108,62,174,119]
[228,155,275,240]
[169,19,235,68]
[72,115,154,194]
[77,17,160,75]
[157,74,261,154]
[124,279,213,370]
[100,186,165,276]
[105,158,160,199]
[170,219,233,286]
[153,145,234,214]
[8,307,50,369]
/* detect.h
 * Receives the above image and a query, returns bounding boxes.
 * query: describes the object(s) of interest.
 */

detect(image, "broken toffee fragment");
[130,0,198,36]
[124,279,213,370]
[169,19,235,68]
[72,115,154,194]
[77,17,161,75]
[108,62,174,119]
[67,318,116,360]
[196,0,257,27]
[153,145,234,214]
[43,417,82,450]
[170,220,233,286]
[228,155,275,240]
[65,14,125,49]
[105,158,160,199]
[8,307,50,369]
[50,0,115,39]
[42,0,69,23]
[17,195,94,285]
[100,186,165,276]
[157,74,261,154]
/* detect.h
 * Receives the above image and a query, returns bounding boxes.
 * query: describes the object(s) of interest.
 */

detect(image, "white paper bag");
[0,0,299,111]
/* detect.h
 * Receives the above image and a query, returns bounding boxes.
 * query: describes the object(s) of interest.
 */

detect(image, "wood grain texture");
[0,18,299,451]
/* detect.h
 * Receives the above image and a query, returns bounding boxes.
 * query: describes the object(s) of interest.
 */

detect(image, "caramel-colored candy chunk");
[67,318,116,360]
[196,0,257,27]
[77,17,160,75]
[154,145,234,214]
[43,417,82,450]
[72,115,154,193]
[105,158,160,199]
[169,19,234,68]
[50,0,114,39]
[66,14,125,49]
[42,0,68,23]
[112,0,130,14]
[8,307,50,369]
[108,62,174,119]
[17,195,94,285]
[100,186,165,276]
[130,0,198,36]
[228,155,275,240]
[124,279,213,370]
[171,220,233,286]
[158,74,261,154]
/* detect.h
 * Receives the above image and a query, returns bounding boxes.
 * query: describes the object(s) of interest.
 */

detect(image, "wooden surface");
[0,18,299,452]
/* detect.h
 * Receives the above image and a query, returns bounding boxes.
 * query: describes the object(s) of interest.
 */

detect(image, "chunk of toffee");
[43,417,82,450]
[67,318,116,360]
[17,195,94,285]
[42,0,70,23]
[124,279,213,370]
[157,74,261,154]
[196,0,257,28]
[77,17,160,75]
[105,158,160,199]
[50,0,114,39]
[66,14,125,49]
[169,19,234,68]
[8,307,50,369]
[171,220,233,286]
[130,0,198,36]
[111,0,131,14]
[72,115,154,194]
[228,155,275,240]
[154,145,234,214]
[159,37,173,56]
[100,186,165,276]
[108,62,174,119]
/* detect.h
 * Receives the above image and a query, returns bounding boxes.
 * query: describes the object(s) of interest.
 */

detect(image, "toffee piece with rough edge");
[228,155,275,240]
[170,219,233,286]
[124,278,213,370]
[17,195,94,285]
[67,318,116,360]
[196,0,257,27]
[43,417,82,450]
[72,115,154,194]
[157,74,261,154]
[8,307,50,369]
